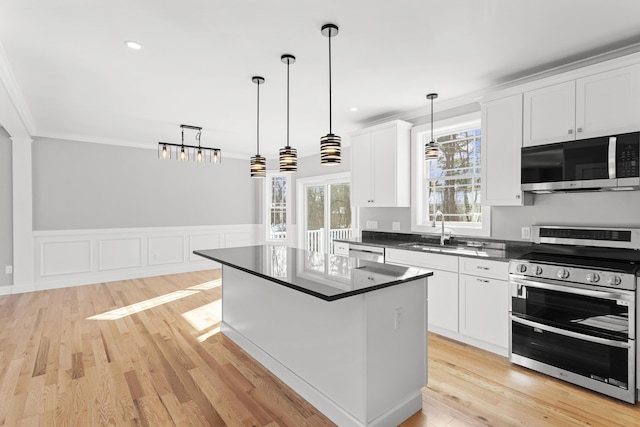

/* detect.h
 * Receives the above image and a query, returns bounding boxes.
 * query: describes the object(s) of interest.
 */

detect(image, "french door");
[297,173,352,254]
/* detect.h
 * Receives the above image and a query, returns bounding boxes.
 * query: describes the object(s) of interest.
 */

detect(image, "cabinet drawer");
[458,257,508,280]
[334,242,349,256]
[386,248,458,272]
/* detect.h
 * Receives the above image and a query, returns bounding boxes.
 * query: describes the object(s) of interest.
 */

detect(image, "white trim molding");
[12,224,261,294]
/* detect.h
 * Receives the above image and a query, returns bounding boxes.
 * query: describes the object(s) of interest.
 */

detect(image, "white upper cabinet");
[481,94,527,206]
[523,64,640,147]
[523,81,576,147]
[576,64,640,139]
[350,120,412,207]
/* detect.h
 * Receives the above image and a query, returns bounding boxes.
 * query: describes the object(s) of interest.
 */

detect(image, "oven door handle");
[511,315,632,349]
[510,277,634,302]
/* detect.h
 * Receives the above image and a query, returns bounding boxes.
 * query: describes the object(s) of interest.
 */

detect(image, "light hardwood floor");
[0,270,638,426]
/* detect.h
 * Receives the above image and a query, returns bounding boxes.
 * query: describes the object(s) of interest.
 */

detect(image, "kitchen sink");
[397,242,492,257]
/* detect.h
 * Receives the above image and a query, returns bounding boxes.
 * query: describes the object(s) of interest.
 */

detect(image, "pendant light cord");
[431,98,434,142]
[286,59,290,148]
[256,81,260,155]
[328,29,333,134]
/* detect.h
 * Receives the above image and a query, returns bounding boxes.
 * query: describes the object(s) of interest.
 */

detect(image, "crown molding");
[0,41,36,137]
[361,42,640,128]
[33,130,252,160]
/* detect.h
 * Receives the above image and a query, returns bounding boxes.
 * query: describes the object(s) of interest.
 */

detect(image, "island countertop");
[194,245,433,301]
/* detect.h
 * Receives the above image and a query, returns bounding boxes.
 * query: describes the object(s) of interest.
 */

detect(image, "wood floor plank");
[1,269,639,426]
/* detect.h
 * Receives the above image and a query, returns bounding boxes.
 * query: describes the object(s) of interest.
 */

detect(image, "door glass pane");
[305,185,325,252]
[328,183,352,254]
[269,176,287,240]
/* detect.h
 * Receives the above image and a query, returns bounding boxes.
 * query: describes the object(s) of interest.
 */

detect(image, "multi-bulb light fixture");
[158,124,221,163]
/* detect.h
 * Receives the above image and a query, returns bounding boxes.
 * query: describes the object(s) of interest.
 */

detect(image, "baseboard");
[429,326,508,357]
[221,323,365,427]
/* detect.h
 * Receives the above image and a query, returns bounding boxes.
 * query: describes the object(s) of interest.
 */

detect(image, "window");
[411,113,490,236]
[296,173,353,254]
[266,173,291,243]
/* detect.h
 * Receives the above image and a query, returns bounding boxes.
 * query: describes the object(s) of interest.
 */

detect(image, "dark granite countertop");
[337,231,532,261]
[194,245,433,301]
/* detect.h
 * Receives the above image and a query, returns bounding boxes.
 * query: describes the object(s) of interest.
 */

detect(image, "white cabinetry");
[458,258,509,351]
[481,94,528,206]
[387,248,510,356]
[385,249,458,333]
[523,65,640,147]
[523,81,576,147]
[351,120,412,207]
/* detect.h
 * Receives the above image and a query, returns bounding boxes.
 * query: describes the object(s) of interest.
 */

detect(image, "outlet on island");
[392,222,400,231]
[366,221,378,230]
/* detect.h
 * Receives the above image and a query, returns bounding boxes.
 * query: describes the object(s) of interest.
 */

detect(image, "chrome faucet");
[431,210,448,245]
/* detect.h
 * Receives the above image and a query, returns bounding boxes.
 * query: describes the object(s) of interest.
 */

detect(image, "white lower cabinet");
[385,249,458,334]
[458,273,509,350]
[385,247,510,356]
[427,270,459,332]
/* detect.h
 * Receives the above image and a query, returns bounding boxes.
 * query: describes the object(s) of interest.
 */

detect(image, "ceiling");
[2,0,640,159]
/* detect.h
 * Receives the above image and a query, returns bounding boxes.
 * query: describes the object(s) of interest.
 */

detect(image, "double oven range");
[509,225,639,403]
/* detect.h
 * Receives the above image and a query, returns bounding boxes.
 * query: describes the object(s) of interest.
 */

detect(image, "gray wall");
[32,138,260,230]
[491,192,640,240]
[0,128,12,287]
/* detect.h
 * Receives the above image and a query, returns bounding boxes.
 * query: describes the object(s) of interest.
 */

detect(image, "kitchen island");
[194,245,433,427]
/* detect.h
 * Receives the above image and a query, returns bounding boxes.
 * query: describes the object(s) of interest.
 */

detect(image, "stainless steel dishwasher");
[348,243,385,263]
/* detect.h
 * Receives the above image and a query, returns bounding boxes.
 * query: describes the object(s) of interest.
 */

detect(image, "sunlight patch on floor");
[188,279,221,291]
[197,326,221,342]
[88,290,199,320]
[182,300,221,331]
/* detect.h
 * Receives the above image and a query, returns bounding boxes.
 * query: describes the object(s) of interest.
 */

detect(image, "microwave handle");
[608,136,617,179]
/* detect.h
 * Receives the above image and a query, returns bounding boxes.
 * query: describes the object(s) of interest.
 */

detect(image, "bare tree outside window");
[425,127,482,224]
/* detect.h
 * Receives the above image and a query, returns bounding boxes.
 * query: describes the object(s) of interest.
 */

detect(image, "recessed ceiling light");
[349,107,358,112]
[124,40,142,50]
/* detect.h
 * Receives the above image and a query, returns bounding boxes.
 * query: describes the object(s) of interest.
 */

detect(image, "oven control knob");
[556,268,570,279]
[586,273,600,283]
[534,266,543,276]
[607,275,622,286]
[516,264,527,273]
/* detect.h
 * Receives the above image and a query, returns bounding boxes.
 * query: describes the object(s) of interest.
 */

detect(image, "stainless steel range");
[509,225,640,403]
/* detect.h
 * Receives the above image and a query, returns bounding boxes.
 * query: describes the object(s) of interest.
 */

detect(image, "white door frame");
[295,172,351,251]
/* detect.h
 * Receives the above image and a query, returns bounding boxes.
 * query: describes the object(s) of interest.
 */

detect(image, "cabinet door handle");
[577,127,583,133]
[516,194,521,199]
[568,129,573,134]
[476,266,490,270]
[477,278,490,283]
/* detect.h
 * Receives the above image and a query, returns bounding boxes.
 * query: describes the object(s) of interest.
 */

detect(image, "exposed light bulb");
[161,145,168,159]
[180,147,187,161]
[213,150,220,164]
[197,148,203,162]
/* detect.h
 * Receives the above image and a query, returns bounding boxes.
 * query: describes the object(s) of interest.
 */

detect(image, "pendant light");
[425,93,439,161]
[279,54,297,173]
[320,23,341,165]
[250,76,266,178]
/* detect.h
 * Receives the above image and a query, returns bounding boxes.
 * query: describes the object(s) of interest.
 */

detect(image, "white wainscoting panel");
[23,224,262,293]
[189,234,221,262]
[99,238,142,271]
[41,240,92,277]
[148,236,184,266]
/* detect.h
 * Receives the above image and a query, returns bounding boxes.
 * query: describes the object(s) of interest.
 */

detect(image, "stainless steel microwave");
[521,131,640,193]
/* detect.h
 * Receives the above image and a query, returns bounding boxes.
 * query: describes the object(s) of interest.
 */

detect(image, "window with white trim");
[411,113,490,236]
